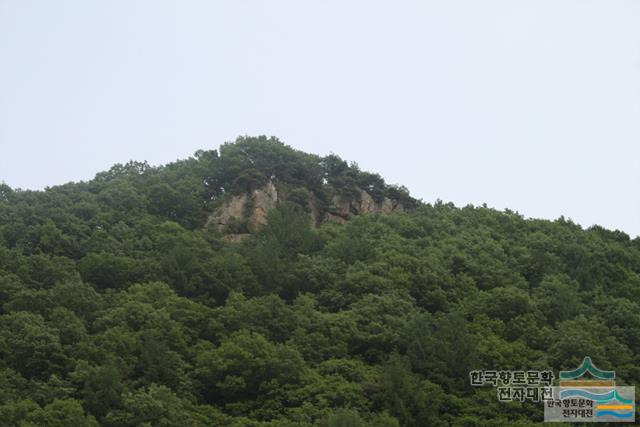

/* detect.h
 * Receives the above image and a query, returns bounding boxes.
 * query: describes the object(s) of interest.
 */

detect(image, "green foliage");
[286,187,312,211]
[0,138,639,425]
[0,312,68,380]
[78,252,140,290]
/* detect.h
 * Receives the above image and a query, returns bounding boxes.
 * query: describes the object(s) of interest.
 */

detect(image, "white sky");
[1,1,639,236]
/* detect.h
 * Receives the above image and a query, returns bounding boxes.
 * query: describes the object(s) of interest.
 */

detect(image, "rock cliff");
[206,181,406,237]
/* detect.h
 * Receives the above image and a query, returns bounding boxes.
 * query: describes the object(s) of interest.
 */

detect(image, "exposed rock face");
[249,181,278,230]
[204,193,247,229]
[359,190,376,213]
[206,181,405,235]
[323,190,404,224]
[324,194,352,223]
[205,181,278,232]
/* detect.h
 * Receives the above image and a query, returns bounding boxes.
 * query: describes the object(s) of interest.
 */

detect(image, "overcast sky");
[1,1,639,236]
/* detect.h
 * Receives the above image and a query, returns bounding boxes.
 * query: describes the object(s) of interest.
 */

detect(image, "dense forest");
[0,137,639,426]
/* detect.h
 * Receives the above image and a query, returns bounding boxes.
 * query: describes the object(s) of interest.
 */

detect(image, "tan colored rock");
[330,194,352,219]
[205,194,247,229]
[248,181,278,230]
[359,189,375,213]
[206,182,407,237]
[378,197,394,214]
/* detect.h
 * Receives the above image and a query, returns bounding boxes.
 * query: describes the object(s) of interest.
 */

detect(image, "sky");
[1,1,639,237]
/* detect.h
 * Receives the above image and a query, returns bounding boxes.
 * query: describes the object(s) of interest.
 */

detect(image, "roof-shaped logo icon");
[560,356,615,381]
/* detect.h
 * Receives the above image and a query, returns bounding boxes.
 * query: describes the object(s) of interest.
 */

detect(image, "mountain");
[0,136,639,426]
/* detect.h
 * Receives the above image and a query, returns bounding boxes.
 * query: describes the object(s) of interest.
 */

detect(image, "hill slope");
[0,137,639,425]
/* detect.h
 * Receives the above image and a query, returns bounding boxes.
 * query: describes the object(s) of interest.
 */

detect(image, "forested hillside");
[1,137,639,426]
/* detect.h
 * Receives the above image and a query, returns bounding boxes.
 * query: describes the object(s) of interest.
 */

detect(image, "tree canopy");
[0,137,639,425]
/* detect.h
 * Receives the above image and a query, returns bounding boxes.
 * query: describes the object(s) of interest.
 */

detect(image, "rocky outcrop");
[204,193,247,229]
[206,181,405,236]
[323,189,404,223]
[205,181,278,233]
[248,181,278,230]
